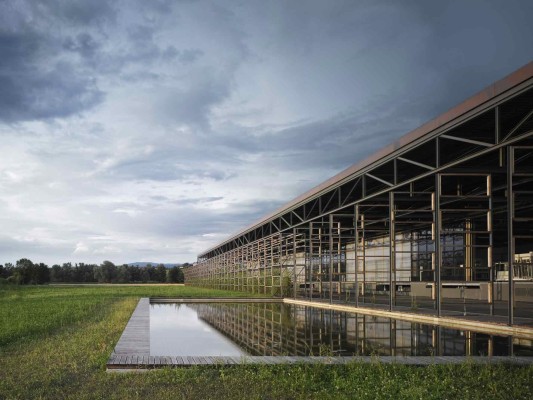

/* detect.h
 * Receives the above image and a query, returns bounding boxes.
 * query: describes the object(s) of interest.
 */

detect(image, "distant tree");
[117,265,132,283]
[140,268,150,283]
[1,263,14,280]
[50,264,62,282]
[155,264,167,283]
[72,264,83,282]
[12,259,48,284]
[129,265,141,282]
[167,266,178,283]
[145,265,156,281]
[7,272,22,285]
[94,260,117,283]
[77,263,97,283]
[35,263,50,284]
[62,262,74,282]
[167,266,184,283]
[16,258,34,284]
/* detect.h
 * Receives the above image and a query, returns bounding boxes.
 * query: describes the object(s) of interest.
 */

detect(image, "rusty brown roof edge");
[200,62,533,257]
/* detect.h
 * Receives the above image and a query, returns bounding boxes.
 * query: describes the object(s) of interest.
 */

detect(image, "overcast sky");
[0,0,531,265]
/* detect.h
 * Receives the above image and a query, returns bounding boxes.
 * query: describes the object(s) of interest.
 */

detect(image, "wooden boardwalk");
[107,298,533,370]
[111,298,149,357]
[107,354,533,370]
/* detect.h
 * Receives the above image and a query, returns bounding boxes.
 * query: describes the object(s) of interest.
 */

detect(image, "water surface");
[150,304,247,356]
[149,302,532,357]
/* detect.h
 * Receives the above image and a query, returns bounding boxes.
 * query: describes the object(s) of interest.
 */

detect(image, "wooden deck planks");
[111,298,150,357]
[107,354,533,370]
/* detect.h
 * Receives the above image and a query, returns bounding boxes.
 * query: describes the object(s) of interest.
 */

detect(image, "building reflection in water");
[184,303,531,357]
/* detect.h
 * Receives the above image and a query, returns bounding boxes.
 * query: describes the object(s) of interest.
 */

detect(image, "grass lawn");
[0,284,531,399]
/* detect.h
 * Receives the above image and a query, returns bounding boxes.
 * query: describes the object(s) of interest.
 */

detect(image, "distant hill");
[127,262,180,268]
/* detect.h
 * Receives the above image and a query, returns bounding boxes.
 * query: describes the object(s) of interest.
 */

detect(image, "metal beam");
[366,173,394,187]
[501,108,533,142]
[440,134,493,147]
[292,210,304,223]
[397,156,434,170]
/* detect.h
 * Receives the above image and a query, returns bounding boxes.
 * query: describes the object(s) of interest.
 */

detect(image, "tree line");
[0,259,187,285]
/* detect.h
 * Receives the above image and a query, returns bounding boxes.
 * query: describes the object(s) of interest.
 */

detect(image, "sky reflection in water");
[150,304,247,356]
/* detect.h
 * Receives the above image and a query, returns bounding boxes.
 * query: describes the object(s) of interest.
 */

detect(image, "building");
[185,63,533,326]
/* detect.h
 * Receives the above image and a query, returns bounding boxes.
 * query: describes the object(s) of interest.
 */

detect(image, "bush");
[7,275,22,285]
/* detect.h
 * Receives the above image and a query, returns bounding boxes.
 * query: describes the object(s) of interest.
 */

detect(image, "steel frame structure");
[186,63,533,326]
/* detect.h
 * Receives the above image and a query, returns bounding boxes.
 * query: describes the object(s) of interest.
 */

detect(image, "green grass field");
[0,284,531,399]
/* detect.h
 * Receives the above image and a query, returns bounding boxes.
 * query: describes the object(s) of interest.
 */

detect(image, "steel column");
[434,174,442,317]
[293,228,297,299]
[329,214,334,304]
[389,191,395,311]
[354,204,359,307]
[507,146,514,326]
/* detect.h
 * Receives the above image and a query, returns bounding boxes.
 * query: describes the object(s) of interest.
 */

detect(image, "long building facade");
[185,63,533,325]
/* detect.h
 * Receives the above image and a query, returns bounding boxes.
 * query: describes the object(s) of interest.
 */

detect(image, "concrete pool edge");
[150,297,282,303]
[283,299,533,340]
[107,297,533,370]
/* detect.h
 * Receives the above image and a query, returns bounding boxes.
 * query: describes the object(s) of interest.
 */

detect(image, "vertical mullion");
[329,214,334,304]
[355,204,359,308]
[434,174,442,317]
[389,191,395,311]
[507,146,514,326]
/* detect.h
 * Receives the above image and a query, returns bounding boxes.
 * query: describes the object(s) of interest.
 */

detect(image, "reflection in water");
[150,304,247,356]
[151,303,533,357]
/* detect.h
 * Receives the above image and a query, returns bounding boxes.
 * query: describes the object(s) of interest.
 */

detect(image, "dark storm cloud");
[203,105,413,177]
[0,0,207,124]
[401,0,533,118]
[62,32,100,59]
[0,1,109,123]
[0,57,104,122]
[205,0,532,176]
[44,0,117,26]
[156,75,233,128]
[109,25,203,73]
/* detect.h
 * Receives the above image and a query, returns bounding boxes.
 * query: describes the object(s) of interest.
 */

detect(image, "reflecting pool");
[149,303,533,357]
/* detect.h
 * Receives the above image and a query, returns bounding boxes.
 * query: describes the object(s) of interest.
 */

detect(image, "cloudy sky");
[0,0,531,265]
